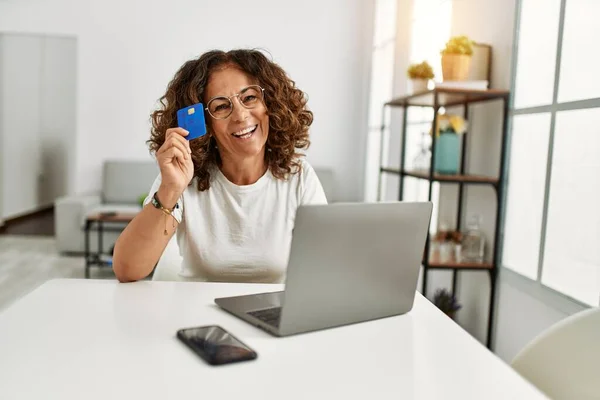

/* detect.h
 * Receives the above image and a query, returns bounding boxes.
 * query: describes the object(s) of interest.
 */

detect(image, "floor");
[0,208,55,236]
[0,234,116,311]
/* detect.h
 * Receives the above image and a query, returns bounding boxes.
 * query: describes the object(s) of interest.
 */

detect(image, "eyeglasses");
[205,85,265,120]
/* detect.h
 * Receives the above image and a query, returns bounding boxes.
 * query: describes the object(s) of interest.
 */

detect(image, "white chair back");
[511,307,600,400]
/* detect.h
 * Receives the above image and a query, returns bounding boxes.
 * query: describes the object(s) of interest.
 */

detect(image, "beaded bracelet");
[151,192,179,235]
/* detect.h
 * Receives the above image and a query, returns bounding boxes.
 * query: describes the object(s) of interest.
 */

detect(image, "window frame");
[499,0,599,308]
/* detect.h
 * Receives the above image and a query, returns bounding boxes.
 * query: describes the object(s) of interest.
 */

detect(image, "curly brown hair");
[148,49,313,191]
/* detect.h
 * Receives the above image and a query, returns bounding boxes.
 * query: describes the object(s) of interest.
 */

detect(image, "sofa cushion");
[102,160,158,204]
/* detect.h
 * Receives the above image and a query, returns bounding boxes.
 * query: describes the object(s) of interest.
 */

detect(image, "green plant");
[433,288,462,318]
[407,61,435,80]
[138,194,147,208]
[440,35,474,56]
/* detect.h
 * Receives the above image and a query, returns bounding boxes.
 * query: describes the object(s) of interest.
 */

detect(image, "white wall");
[0,0,373,202]
[0,33,76,219]
[1,34,43,218]
[441,0,518,347]
[38,36,77,205]
[494,268,587,361]
[0,35,3,227]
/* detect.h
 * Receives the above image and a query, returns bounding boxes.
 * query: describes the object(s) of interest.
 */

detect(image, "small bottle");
[435,222,451,263]
[462,214,485,263]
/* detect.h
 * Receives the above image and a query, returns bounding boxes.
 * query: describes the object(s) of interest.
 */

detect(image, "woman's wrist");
[156,185,182,210]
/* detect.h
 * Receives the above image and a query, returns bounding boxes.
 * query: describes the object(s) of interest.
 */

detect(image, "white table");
[0,279,548,399]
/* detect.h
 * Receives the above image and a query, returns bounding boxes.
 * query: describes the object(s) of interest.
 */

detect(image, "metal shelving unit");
[377,87,510,349]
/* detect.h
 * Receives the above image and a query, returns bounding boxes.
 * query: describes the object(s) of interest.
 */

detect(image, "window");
[363,0,398,202]
[402,0,452,230]
[512,0,561,109]
[557,0,600,102]
[502,0,600,306]
[542,109,600,305]
[409,0,452,84]
[502,113,551,280]
[364,0,452,207]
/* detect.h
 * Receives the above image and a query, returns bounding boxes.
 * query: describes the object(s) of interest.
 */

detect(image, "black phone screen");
[176,325,257,365]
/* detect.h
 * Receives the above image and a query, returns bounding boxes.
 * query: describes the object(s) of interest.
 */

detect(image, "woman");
[113,49,327,283]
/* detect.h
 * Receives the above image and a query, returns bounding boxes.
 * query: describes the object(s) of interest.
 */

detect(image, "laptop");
[215,201,432,337]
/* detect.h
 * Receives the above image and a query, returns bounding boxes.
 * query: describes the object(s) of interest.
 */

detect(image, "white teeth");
[232,125,257,137]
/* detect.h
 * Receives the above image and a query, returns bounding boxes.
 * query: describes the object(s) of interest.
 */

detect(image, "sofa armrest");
[54,193,101,253]
[55,193,102,207]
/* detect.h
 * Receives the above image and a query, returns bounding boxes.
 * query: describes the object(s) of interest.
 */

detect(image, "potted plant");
[433,288,462,320]
[430,114,467,174]
[407,61,434,92]
[440,35,474,81]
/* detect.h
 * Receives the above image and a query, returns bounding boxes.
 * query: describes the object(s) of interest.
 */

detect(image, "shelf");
[425,260,494,270]
[385,87,509,108]
[380,168,498,186]
[380,167,402,175]
[378,83,510,350]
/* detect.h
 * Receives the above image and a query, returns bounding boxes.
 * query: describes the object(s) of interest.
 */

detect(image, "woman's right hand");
[156,128,194,199]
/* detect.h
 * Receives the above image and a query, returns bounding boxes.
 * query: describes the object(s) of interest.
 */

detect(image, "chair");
[510,307,600,400]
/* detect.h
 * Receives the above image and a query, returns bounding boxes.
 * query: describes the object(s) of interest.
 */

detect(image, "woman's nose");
[231,98,250,122]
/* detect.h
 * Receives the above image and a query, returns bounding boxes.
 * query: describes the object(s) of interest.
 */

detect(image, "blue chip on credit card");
[177,103,207,140]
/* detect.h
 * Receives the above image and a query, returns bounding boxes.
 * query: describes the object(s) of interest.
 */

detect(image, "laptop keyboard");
[247,307,282,328]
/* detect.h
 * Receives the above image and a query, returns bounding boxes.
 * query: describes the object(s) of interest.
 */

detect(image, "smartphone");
[177,103,207,140]
[176,325,257,366]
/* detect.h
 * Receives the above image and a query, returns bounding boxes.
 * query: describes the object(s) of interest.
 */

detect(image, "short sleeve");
[142,174,184,223]
[298,160,328,205]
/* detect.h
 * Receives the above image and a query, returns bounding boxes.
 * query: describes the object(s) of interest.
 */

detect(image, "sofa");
[54,160,159,254]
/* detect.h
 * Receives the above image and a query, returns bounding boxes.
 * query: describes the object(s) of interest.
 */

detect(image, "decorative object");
[433,288,462,320]
[431,224,464,263]
[434,80,488,90]
[435,132,460,174]
[431,114,467,174]
[454,243,463,263]
[440,35,474,81]
[407,61,434,92]
[468,43,492,86]
[433,223,452,262]
[462,214,485,263]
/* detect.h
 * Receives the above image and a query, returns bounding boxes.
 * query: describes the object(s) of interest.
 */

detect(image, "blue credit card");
[177,103,207,140]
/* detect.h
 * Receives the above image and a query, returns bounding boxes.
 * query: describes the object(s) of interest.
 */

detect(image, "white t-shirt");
[145,158,327,283]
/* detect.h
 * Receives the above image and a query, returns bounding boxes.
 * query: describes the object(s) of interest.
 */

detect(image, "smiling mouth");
[231,125,258,139]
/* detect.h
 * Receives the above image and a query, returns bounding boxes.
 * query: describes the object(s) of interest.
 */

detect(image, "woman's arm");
[112,186,181,282]
[112,127,193,282]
